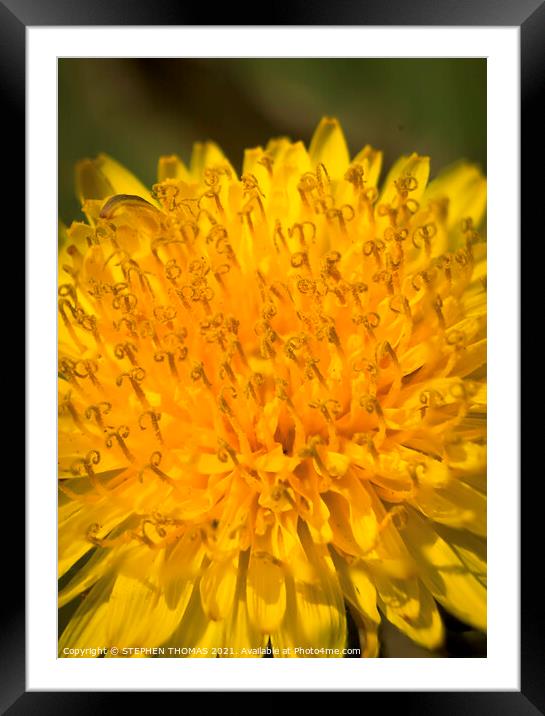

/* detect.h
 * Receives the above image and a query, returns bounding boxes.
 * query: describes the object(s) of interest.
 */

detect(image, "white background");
[27,26,519,691]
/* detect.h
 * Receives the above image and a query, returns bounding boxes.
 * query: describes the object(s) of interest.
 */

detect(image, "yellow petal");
[190,141,236,180]
[309,117,350,181]
[272,525,346,656]
[75,153,156,206]
[59,543,130,608]
[376,575,444,650]
[378,153,430,211]
[219,553,269,657]
[412,479,486,536]
[330,550,380,623]
[157,154,190,183]
[58,500,129,577]
[351,145,383,188]
[434,524,486,586]
[403,507,486,631]
[246,551,287,633]
[105,552,185,647]
[424,161,487,231]
[199,557,238,620]
[162,580,225,657]
[59,574,114,656]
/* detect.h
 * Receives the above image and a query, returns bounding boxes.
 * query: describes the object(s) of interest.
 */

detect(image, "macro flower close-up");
[58,116,486,658]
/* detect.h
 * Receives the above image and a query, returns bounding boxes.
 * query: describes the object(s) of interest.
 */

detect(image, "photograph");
[57,58,487,660]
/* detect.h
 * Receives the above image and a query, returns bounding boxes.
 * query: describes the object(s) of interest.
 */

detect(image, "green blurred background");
[58,58,486,225]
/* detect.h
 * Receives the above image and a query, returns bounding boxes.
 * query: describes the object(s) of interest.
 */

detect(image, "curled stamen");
[261,302,277,321]
[105,425,134,462]
[420,390,445,415]
[59,392,85,430]
[219,354,236,383]
[71,450,106,492]
[85,522,132,547]
[375,340,400,369]
[353,311,381,334]
[190,361,212,388]
[245,373,265,404]
[412,223,437,254]
[213,263,231,285]
[112,316,138,338]
[241,173,265,198]
[297,436,327,474]
[71,450,101,476]
[153,305,177,324]
[139,411,163,444]
[344,164,365,190]
[384,227,408,244]
[435,254,453,284]
[153,346,188,378]
[389,294,411,316]
[218,385,237,416]
[58,298,81,327]
[359,395,383,416]
[272,221,288,252]
[85,402,112,430]
[433,294,445,328]
[304,356,325,384]
[151,237,185,262]
[139,451,171,483]
[376,204,398,226]
[59,358,77,382]
[411,269,435,292]
[353,432,379,460]
[446,329,467,349]
[284,333,308,361]
[58,284,78,304]
[323,250,342,278]
[348,281,368,307]
[207,224,228,246]
[394,174,418,196]
[114,342,139,365]
[308,398,341,424]
[73,359,100,387]
[112,292,138,314]
[353,358,378,378]
[179,221,199,244]
[462,217,482,253]
[315,163,330,195]
[116,367,148,407]
[238,202,256,232]
[288,222,316,247]
[297,172,318,204]
[363,239,385,265]
[217,438,238,465]
[165,259,182,283]
[291,251,310,270]
[325,204,355,231]
[296,277,316,295]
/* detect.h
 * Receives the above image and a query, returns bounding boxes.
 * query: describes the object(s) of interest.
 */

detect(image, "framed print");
[10,0,539,709]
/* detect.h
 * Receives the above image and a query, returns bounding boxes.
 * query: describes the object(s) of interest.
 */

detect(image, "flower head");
[59,118,486,657]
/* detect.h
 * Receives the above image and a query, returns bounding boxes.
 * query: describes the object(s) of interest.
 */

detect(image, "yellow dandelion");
[59,117,486,658]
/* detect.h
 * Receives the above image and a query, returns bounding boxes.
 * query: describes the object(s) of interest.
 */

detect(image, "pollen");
[59,118,487,658]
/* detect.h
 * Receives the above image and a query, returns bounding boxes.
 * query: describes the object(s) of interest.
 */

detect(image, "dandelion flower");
[59,118,486,658]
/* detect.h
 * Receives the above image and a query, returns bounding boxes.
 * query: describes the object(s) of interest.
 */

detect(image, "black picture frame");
[8,0,538,709]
